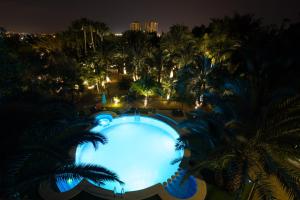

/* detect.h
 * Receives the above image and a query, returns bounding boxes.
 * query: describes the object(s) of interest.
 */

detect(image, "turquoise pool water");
[56,115,183,193]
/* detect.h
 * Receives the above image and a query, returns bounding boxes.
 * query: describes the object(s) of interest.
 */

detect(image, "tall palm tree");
[89,23,96,52]
[123,31,149,80]
[161,25,195,69]
[175,56,214,106]
[69,18,93,56]
[159,25,196,102]
[87,21,110,53]
[94,22,110,43]
[114,36,129,77]
[63,19,88,58]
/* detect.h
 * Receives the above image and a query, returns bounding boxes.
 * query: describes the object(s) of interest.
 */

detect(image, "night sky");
[0,0,299,33]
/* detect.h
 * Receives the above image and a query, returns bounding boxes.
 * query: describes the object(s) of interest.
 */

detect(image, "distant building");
[130,21,142,31]
[144,20,158,33]
[114,33,123,37]
[130,20,159,33]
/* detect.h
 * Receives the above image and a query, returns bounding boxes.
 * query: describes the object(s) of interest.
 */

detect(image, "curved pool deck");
[40,113,206,200]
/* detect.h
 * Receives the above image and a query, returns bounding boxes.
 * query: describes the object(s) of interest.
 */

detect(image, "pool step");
[164,170,197,199]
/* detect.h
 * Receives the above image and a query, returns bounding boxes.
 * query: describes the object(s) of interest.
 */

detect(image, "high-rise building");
[130,21,142,31]
[144,20,158,33]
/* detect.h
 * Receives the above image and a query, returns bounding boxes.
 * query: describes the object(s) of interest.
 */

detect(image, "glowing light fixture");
[67,178,73,184]
[113,96,120,105]
[98,118,110,126]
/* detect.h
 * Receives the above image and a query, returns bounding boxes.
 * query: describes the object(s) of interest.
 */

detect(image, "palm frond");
[268,134,300,147]
[259,151,300,199]
[262,95,300,131]
[56,164,123,185]
[63,132,107,150]
[171,157,183,165]
[275,167,300,199]
[267,95,300,116]
[255,174,276,200]
[175,137,186,150]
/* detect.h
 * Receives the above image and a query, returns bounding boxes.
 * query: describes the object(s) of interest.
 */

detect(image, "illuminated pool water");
[56,115,183,193]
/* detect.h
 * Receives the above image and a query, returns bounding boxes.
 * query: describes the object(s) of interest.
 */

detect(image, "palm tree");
[159,26,196,103]
[114,36,129,77]
[3,116,123,198]
[63,20,86,58]
[175,56,213,107]
[69,18,94,56]
[94,22,110,43]
[89,23,96,52]
[177,80,300,199]
[89,21,110,53]
[151,48,164,83]
[63,19,110,58]
[130,75,162,107]
[198,32,240,70]
[123,31,149,80]
[161,25,195,70]
[80,38,116,94]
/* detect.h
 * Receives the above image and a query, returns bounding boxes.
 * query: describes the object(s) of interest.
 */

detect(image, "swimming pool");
[56,115,183,193]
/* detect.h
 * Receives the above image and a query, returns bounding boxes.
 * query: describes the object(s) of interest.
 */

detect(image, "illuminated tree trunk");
[95,79,100,94]
[167,90,171,100]
[158,64,163,83]
[90,25,96,52]
[135,59,140,81]
[144,95,148,107]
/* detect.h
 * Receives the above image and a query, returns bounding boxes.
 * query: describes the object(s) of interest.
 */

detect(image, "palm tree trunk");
[136,59,141,80]
[159,65,164,83]
[90,25,96,52]
[83,27,87,55]
[96,79,100,95]
[75,36,80,58]
[157,60,162,82]
[144,95,148,107]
